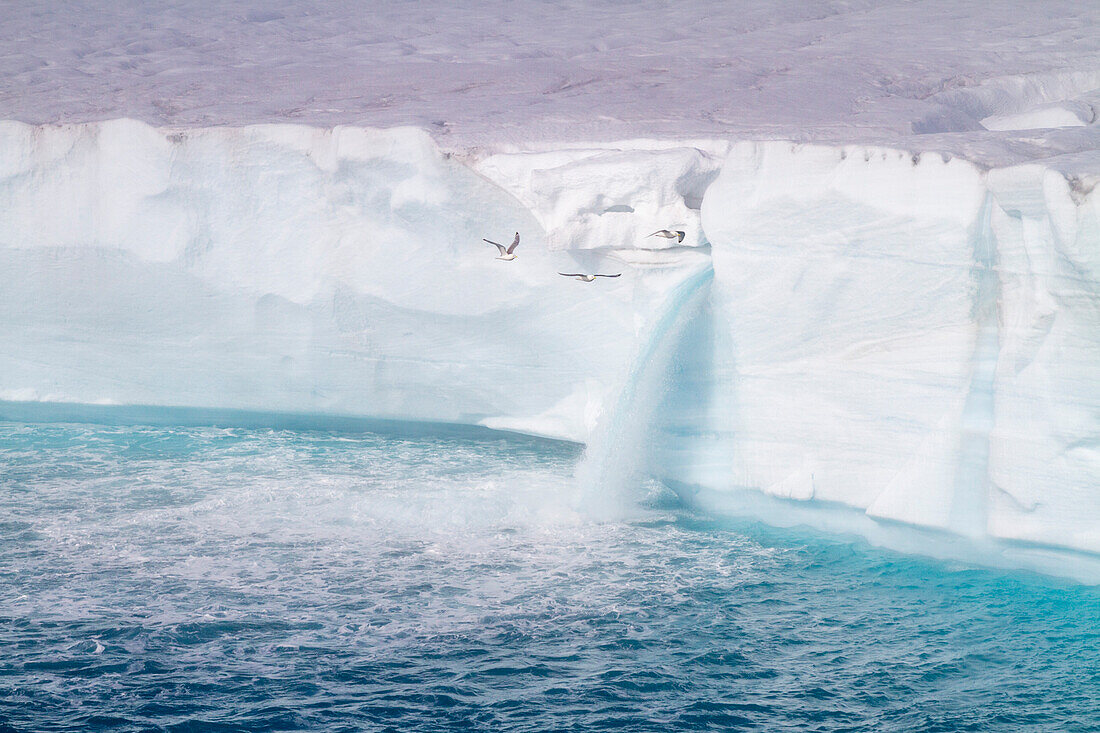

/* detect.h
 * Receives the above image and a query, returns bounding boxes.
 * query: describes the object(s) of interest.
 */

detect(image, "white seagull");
[648,229,685,243]
[558,272,622,282]
[484,232,520,260]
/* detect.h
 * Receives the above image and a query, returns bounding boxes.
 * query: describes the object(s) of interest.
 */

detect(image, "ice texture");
[2,119,1097,565]
[662,142,1100,557]
[0,120,690,442]
[2,1,1099,568]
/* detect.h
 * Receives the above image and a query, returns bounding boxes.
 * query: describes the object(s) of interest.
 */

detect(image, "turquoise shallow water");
[2,419,1099,732]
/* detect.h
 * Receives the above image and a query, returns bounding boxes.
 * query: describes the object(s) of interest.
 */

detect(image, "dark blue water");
[2,420,1098,732]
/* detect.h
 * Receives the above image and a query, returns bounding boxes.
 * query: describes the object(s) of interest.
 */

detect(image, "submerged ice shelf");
[1,118,1098,577]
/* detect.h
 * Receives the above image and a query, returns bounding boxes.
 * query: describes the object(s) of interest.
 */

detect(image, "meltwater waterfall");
[1,122,1098,580]
[577,263,714,517]
[6,5,1100,728]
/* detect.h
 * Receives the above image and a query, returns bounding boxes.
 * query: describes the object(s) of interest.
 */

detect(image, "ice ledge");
[1,119,1098,568]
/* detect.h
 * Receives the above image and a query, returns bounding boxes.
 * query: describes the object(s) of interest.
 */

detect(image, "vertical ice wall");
[0,120,719,444]
[653,142,1100,556]
[0,120,634,440]
[985,164,1100,552]
[691,143,988,524]
[1,118,1097,559]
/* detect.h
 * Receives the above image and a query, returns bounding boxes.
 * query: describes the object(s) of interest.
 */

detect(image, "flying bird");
[484,232,520,260]
[558,272,622,282]
[648,229,685,242]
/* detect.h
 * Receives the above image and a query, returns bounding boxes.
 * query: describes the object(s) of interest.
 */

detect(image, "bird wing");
[483,239,507,256]
[646,230,664,237]
[594,273,622,278]
[675,230,685,242]
[506,232,520,253]
[558,272,586,277]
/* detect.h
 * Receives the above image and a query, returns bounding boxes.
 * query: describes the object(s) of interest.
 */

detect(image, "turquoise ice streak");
[2,418,1098,731]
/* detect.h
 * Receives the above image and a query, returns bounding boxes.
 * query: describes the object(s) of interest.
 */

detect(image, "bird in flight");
[648,229,685,242]
[484,232,520,260]
[558,272,622,282]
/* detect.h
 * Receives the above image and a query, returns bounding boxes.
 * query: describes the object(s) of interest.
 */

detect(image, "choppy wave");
[2,419,1098,731]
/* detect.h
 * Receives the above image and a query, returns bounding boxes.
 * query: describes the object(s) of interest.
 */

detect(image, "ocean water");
[1,418,1098,732]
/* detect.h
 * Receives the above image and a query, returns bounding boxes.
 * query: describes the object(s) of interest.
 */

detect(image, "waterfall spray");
[576,264,714,518]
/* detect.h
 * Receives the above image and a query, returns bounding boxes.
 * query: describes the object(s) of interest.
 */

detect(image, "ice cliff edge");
[1,119,1097,566]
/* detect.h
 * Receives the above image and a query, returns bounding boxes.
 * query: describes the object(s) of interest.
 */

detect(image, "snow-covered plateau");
[2,1,1099,576]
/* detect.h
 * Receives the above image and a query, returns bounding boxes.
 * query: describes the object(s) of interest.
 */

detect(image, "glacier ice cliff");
[1,119,1098,576]
[654,142,1100,571]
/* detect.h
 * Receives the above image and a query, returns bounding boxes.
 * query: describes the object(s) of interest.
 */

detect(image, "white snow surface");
[2,2,1100,568]
[4,0,1100,161]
